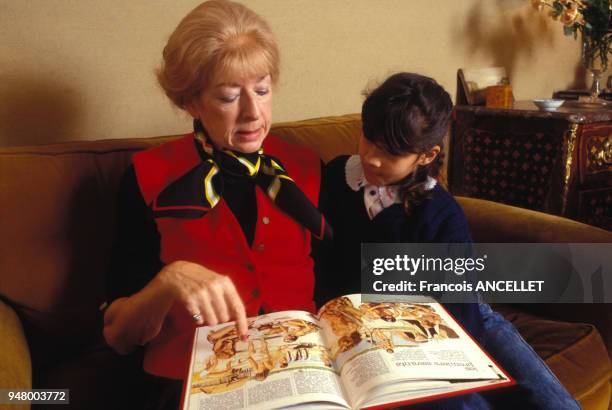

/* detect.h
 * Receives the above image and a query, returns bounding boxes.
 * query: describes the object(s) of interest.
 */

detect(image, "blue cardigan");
[314,155,483,340]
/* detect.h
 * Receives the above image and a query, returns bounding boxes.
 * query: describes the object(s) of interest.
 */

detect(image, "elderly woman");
[103,1,329,407]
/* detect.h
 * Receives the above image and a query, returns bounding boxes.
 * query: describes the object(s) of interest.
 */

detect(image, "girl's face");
[358,135,439,186]
[187,73,273,153]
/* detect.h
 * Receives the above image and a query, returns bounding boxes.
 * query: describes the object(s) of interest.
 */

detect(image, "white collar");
[345,155,369,191]
[344,155,437,219]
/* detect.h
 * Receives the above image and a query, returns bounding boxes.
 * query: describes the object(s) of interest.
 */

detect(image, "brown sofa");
[1,113,611,409]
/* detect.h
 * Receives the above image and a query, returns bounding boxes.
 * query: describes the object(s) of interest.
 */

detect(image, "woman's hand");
[103,276,176,354]
[104,261,248,354]
[156,261,248,339]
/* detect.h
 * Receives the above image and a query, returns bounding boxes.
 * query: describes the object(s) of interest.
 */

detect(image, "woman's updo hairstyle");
[157,0,280,110]
[361,72,453,214]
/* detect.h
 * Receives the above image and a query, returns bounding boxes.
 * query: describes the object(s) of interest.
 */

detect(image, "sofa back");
[1,113,611,363]
[0,136,175,361]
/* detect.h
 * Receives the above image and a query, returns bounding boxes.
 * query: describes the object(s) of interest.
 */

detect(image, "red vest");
[132,133,320,379]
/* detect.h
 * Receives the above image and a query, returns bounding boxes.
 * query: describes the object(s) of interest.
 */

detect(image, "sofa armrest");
[456,196,612,243]
[458,196,612,360]
[0,298,31,396]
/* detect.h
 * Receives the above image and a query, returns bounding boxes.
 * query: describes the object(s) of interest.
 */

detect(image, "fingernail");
[241,334,248,341]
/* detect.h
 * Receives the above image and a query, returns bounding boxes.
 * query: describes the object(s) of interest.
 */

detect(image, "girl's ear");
[418,145,441,165]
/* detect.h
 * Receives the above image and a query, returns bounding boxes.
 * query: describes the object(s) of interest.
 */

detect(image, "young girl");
[314,72,579,409]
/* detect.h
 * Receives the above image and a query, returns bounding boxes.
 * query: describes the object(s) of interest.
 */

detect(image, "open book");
[182,295,513,410]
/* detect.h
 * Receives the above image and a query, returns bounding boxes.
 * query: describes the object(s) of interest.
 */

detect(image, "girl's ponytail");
[399,148,445,215]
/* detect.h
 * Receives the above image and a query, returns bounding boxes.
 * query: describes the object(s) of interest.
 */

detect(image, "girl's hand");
[155,261,249,340]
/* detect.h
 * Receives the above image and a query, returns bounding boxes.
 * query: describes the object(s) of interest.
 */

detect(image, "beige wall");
[0,0,589,147]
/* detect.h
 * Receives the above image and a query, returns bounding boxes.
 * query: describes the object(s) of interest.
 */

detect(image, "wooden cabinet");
[449,102,612,230]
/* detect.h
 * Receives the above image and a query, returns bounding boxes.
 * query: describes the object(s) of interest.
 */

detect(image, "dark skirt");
[142,373,183,410]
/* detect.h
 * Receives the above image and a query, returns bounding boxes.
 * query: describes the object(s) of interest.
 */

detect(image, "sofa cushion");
[522,303,612,360]
[494,304,611,407]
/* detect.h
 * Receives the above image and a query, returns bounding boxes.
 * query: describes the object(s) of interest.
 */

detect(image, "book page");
[183,310,350,410]
[317,295,508,408]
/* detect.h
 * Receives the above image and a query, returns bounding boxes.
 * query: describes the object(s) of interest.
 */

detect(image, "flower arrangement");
[532,0,612,69]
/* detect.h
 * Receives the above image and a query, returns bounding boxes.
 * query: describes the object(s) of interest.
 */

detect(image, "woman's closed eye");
[218,88,268,103]
[218,93,239,103]
[255,88,270,97]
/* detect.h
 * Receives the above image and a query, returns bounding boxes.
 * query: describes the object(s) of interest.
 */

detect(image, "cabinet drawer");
[579,125,612,185]
[577,187,612,230]
[455,127,563,212]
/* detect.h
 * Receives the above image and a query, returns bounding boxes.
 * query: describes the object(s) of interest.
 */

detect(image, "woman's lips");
[235,128,262,142]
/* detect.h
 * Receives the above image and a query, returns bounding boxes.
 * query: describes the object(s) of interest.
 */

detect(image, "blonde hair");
[157,0,280,109]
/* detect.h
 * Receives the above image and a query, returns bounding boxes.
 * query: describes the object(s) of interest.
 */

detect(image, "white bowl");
[533,99,565,111]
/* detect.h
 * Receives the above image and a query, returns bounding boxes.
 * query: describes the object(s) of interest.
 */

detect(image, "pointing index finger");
[224,282,249,341]
[235,305,249,342]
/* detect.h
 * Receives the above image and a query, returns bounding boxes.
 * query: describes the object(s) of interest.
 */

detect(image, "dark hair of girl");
[361,72,452,215]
